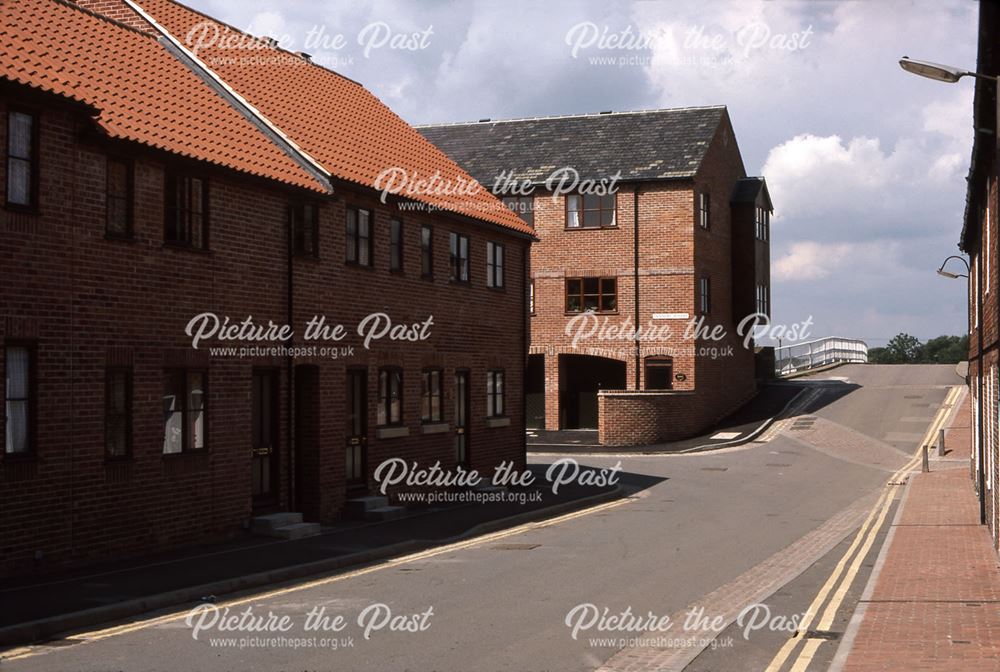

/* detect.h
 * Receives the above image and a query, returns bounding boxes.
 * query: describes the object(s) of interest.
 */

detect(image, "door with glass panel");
[251,370,279,505]
[346,368,368,490]
[454,370,470,465]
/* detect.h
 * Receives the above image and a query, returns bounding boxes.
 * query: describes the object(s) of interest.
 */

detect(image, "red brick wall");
[598,385,757,446]
[0,90,528,577]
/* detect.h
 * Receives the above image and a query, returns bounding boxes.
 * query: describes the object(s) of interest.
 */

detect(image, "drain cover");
[803,630,840,640]
[767,463,792,467]
[701,467,728,472]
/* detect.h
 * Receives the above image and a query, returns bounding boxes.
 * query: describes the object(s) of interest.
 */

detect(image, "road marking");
[790,639,824,672]
[765,384,959,671]
[1,493,638,661]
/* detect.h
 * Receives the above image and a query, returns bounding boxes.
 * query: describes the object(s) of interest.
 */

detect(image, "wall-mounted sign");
[652,312,689,320]
[675,373,687,382]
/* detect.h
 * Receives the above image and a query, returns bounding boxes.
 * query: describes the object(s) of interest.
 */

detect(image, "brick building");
[0,0,533,577]
[420,109,771,445]
[962,0,1000,549]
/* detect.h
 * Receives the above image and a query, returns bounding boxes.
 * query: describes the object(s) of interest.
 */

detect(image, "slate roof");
[135,0,533,236]
[416,107,728,187]
[1,0,324,192]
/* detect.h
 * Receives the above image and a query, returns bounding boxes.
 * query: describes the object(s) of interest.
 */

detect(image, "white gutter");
[123,0,332,188]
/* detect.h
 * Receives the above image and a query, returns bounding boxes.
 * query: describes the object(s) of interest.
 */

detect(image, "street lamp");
[898,56,995,83]
[936,255,970,279]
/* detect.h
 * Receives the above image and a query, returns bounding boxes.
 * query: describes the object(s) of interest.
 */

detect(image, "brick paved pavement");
[842,394,1000,672]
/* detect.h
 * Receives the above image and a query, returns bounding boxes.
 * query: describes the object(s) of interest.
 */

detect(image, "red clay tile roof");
[1,0,325,192]
[134,0,534,236]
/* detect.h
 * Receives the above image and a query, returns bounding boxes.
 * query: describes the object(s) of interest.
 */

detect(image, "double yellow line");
[764,384,961,672]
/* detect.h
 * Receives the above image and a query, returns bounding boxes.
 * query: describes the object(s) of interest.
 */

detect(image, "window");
[645,357,673,390]
[389,218,403,272]
[6,110,37,209]
[421,225,433,278]
[756,284,769,315]
[346,207,373,266]
[566,193,616,228]
[502,195,534,227]
[421,369,442,423]
[487,241,505,288]
[487,370,505,417]
[165,174,208,248]
[755,206,769,241]
[291,202,318,256]
[163,370,207,453]
[698,192,710,229]
[450,232,469,283]
[699,276,711,314]
[377,367,403,426]
[565,277,617,313]
[529,279,536,315]
[5,345,34,455]
[106,367,133,458]
[106,158,133,238]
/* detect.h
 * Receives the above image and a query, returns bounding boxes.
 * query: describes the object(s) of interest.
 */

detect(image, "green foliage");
[868,333,969,365]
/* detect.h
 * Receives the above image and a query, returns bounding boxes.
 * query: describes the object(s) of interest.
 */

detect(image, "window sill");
[376,425,410,440]
[1,452,38,463]
[421,422,450,435]
[564,225,618,231]
[485,416,511,428]
[4,203,39,215]
[564,310,619,316]
[162,449,209,458]
[345,262,375,270]
[293,252,321,261]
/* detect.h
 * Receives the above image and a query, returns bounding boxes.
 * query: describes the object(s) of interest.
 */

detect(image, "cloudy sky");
[191,0,977,345]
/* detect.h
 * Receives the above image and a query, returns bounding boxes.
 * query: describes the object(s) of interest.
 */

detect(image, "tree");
[885,333,922,364]
[867,346,891,364]
[867,334,969,365]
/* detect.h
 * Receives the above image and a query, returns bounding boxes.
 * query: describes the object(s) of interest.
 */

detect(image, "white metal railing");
[774,336,868,375]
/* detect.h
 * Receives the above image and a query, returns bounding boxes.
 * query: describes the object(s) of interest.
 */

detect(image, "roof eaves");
[125,0,333,194]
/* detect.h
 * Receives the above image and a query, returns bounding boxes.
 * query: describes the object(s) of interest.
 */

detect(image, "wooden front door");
[251,369,279,506]
[346,368,368,491]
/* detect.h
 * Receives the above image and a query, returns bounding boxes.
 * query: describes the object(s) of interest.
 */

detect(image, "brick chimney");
[71,0,155,34]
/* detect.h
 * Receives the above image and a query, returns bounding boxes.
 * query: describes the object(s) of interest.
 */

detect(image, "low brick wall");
[598,384,757,446]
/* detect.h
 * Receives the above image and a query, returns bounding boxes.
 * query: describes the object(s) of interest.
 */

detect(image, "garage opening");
[559,354,627,429]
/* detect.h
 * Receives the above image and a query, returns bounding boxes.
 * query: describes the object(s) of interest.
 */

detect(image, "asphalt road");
[2,364,964,672]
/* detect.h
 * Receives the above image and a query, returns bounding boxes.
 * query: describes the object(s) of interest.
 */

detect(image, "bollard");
[922,445,930,473]
[938,428,946,457]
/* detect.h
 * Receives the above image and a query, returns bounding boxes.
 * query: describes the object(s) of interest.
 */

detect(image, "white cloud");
[772,240,888,281]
